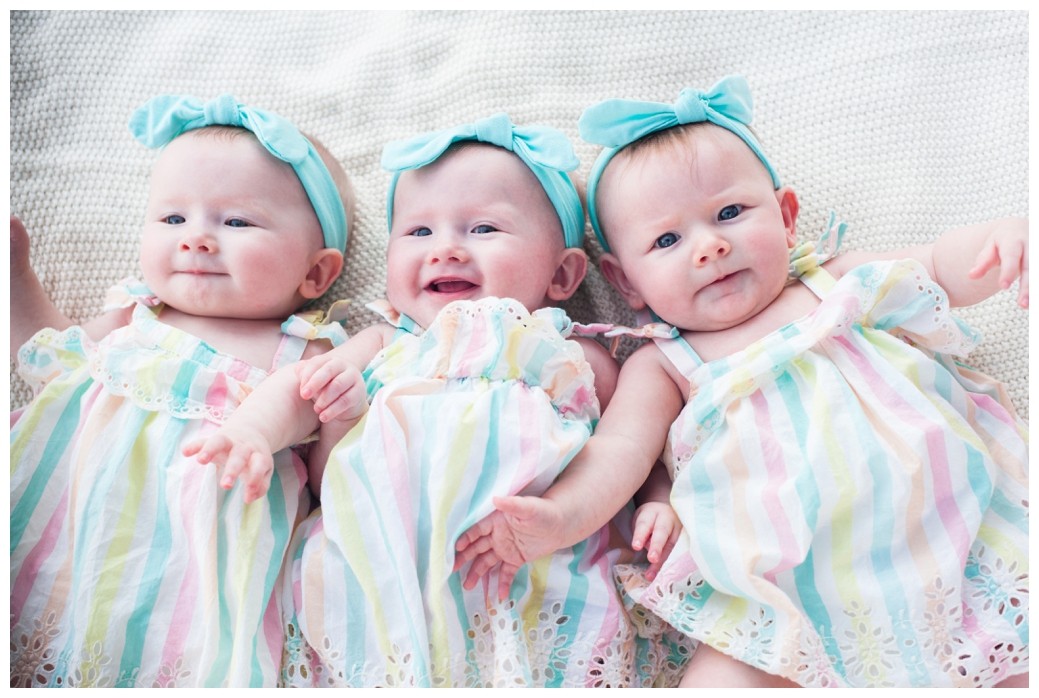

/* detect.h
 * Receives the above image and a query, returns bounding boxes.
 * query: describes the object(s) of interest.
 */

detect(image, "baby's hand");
[296,352,368,425]
[183,425,275,504]
[631,501,681,581]
[11,216,30,278]
[969,218,1029,308]
[454,495,567,602]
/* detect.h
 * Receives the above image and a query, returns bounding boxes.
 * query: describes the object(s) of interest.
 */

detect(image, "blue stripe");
[117,416,183,685]
[10,381,89,552]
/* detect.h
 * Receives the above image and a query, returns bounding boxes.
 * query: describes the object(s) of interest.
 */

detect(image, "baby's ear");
[299,248,344,299]
[599,253,646,311]
[776,186,799,247]
[546,247,588,302]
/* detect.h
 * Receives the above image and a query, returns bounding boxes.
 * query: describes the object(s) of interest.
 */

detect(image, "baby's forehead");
[401,145,549,203]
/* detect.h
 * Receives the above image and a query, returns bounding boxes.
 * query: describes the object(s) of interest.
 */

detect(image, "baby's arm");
[184,324,387,502]
[834,217,1028,308]
[455,344,682,599]
[11,216,131,356]
[631,460,680,581]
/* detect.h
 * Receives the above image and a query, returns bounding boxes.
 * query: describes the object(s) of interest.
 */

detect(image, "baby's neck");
[155,306,296,371]
[682,282,819,363]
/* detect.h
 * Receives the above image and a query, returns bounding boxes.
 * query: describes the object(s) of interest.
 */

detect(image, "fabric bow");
[579,76,780,251]
[129,94,348,254]
[381,113,585,248]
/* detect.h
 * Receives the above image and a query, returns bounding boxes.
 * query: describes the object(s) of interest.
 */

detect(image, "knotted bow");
[129,94,348,254]
[578,76,780,251]
[381,113,585,248]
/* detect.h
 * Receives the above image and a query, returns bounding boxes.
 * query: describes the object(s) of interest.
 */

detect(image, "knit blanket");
[9,10,1028,418]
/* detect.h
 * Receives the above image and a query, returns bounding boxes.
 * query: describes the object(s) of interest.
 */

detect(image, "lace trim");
[618,546,1030,687]
[280,596,688,687]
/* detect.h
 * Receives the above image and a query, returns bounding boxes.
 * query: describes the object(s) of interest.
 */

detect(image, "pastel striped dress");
[279,297,688,687]
[9,280,333,687]
[617,242,1029,686]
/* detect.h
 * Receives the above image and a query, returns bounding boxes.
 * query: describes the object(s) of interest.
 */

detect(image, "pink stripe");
[11,488,70,617]
[378,397,418,553]
[205,372,229,413]
[835,336,972,554]
[513,389,541,490]
[158,464,206,676]
[748,390,798,584]
[261,593,282,668]
[583,528,623,671]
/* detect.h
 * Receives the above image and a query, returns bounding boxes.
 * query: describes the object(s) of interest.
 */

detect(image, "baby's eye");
[654,232,679,249]
[163,214,186,225]
[225,218,251,228]
[410,227,432,237]
[471,224,498,235]
[718,205,742,221]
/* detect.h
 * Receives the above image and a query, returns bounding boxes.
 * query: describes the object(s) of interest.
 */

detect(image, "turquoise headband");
[129,94,348,255]
[579,75,780,252]
[381,113,585,248]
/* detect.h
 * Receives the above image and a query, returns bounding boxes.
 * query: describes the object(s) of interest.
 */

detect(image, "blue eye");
[471,224,498,235]
[718,205,742,221]
[410,227,432,237]
[225,218,250,228]
[654,232,679,249]
[163,214,185,225]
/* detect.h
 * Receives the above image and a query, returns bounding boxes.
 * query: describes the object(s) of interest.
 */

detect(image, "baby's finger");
[497,563,519,603]
[241,452,273,504]
[298,359,338,400]
[453,535,493,569]
[219,447,252,490]
[462,551,502,590]
[630,510,656,552]
[182,437,206,459]
[968,239,1000,279]
[996,238,1026,290]
[456,516,494,552]
[316,380,366,423]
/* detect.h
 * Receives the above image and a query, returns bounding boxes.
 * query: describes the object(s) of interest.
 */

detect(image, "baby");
[10,94,352,687]
[456,76,1029,688]
[189,114,686,687]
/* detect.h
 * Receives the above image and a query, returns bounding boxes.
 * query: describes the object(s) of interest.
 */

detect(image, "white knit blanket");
[9,10,1028,418]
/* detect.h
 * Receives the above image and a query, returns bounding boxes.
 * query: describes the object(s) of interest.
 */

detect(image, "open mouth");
[428,279,478,294]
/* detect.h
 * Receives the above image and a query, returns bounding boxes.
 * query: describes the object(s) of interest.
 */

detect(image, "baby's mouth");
[428,279,478,294]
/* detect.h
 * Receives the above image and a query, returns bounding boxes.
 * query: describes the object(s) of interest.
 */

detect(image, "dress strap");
[365,299,423,339]
[275,299,351,370]
[624,309,703,376]
[788,212,846,300]
[652,333,704,377]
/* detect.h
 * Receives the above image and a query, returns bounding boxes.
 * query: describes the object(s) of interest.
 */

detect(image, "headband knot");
[381,113,585,248]
[203,94,241,128]
[129,94,348,254]
[673,89,709,124]
[473,113,514,151]
[579,75,779,251]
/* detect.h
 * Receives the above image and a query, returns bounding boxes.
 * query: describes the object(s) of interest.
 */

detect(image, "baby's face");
[385,144,568,328]
[597,126,796,332]
[139,131,325,320]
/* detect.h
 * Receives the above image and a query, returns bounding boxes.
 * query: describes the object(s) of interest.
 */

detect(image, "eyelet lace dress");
[279,296,690,687]
[616,220,1029,687]
[10,279,345,687]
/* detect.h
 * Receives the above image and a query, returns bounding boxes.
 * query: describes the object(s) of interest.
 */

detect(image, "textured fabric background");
[9,10,1028,418]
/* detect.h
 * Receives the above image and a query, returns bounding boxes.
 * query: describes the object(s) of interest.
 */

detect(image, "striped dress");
[617,250,1029,686]
[9,280,328,687]
[279,297,688,687]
